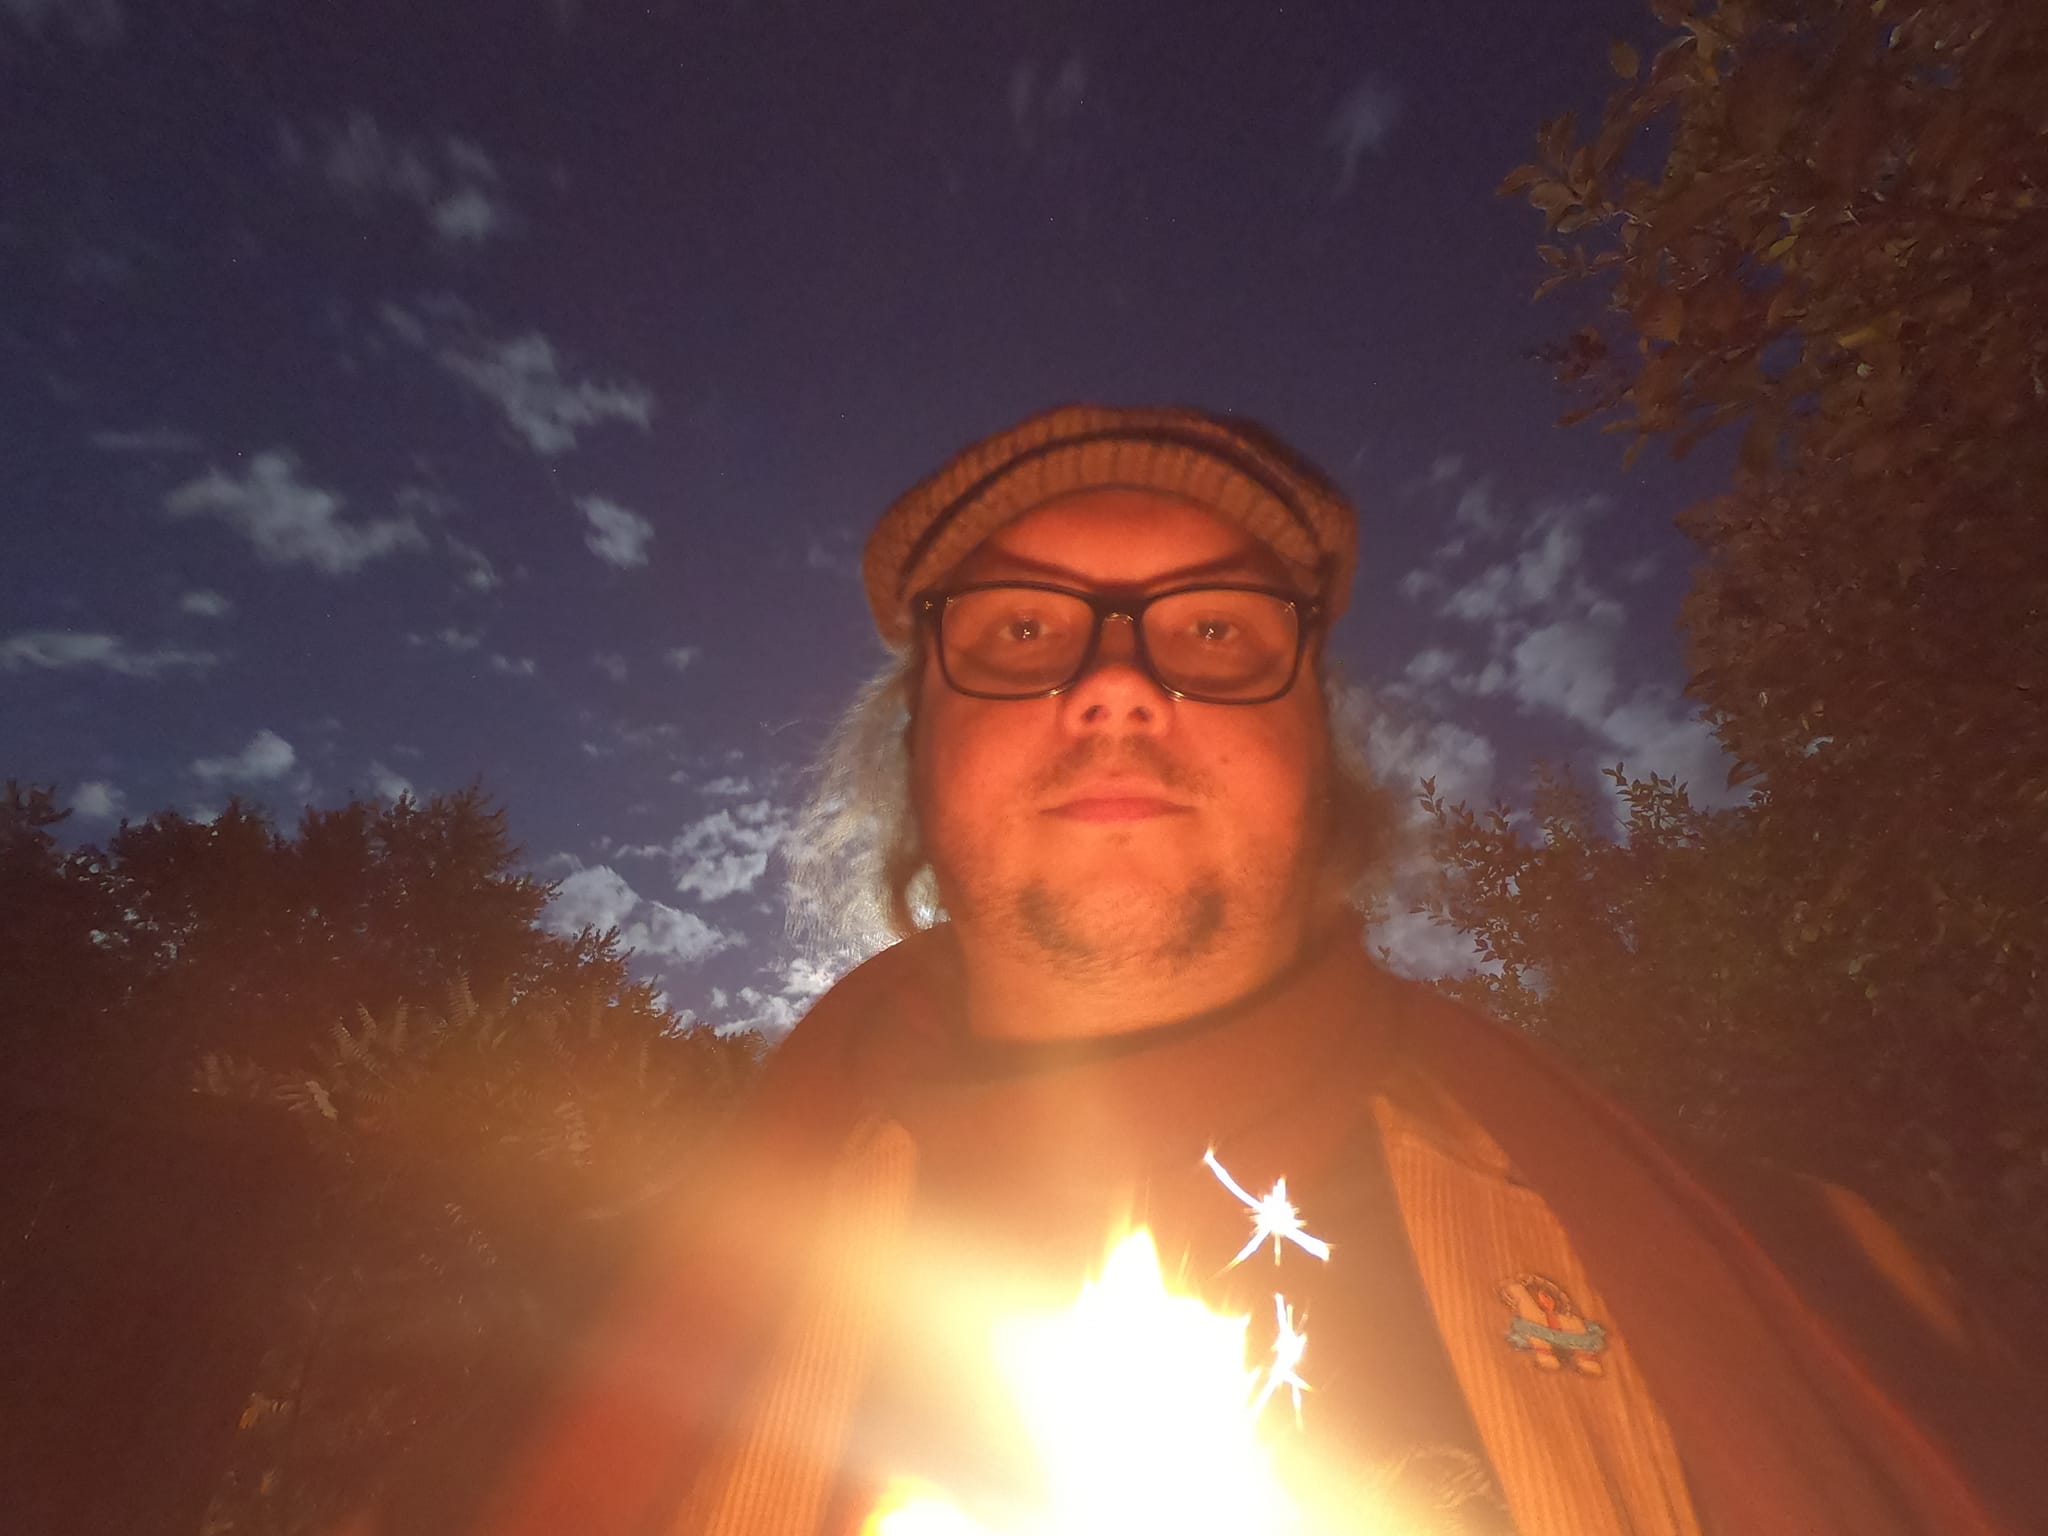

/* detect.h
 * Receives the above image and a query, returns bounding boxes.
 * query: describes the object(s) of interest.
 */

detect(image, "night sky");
[3,0,1738,1034]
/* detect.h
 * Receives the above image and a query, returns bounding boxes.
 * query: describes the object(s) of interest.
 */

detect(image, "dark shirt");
[822,978,1514,1533]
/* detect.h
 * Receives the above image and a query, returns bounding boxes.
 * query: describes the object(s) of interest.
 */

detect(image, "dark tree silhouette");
[1453,0,2048,1288]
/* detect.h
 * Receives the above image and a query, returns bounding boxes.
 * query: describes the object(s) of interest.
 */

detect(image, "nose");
[1060,614,1173,733]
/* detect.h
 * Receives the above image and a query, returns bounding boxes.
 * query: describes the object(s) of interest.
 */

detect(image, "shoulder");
[749,925,958,1105]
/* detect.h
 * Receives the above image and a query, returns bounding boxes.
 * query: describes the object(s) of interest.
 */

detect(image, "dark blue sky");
[3,0,1734,1031]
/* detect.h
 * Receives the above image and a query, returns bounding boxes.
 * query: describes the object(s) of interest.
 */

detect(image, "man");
[478,405,2033,1535]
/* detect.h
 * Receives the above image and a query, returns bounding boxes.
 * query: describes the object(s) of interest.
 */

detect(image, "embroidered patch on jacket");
[1497,1273,1609,1375]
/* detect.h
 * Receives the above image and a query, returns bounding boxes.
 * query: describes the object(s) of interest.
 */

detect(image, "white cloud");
[1326,76,1401,197]
[71,779,126,821]
[720,953,845,1038]
[0,630,216,677]
[1402,648,1460,689]
[383,301,654,456]
[805,534,861,579]
[1365,714,1498,808]
[165,451,425,575]
[1507,619,1620,727]
[591,651,628,682]
[1368,908,1483,981]
[618,796,793,903]
[310,112,512,244]
[1008,54,1090,150]
[489,653,537,676]
[367,761,414,803]
[447,535,500,591]
[92,427,200,454]
[4,0,124,45]
[179,588,232,618]
[579,496,655,568]
[696,775,752,797]
[663,645,701,672]
[546,863,742,967]
[1598,693,1735,805]
[191,728,296,784]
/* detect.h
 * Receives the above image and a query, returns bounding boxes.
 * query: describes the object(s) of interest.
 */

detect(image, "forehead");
[951,488,1293,589]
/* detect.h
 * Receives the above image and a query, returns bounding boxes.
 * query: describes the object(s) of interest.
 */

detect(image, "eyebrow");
[963,547,1284,588]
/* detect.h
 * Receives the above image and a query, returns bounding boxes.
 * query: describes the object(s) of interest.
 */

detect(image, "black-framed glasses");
[915,580,1322,705]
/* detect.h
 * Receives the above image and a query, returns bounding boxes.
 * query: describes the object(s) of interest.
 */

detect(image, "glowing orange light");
[864,1229,1307,1536]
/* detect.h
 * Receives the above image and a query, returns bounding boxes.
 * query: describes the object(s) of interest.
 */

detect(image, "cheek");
[1204,714,1324,841]
[913,695,1040,835]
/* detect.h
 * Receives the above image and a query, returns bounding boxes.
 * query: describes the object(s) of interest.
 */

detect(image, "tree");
[0,781,129,1087]
[0,784,760,1535]
[1477,0,2048,1284]
[197,980,755,1536]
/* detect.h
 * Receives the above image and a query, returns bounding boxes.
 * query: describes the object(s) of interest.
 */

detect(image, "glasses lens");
[1142,589,1300,699]
[941,587,1095,696]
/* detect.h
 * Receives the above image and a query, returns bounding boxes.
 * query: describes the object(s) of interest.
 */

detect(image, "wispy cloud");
[579,495,655,568]
[179,589,232,619]
[407,625,482,652]
[446,535,500,591]
[1391,467,1733,806]
[367,760,414,803]
[92,426,201,454]
[71,779,126,822]
[191,728,296,784]
[718,954,843,1038]
[546,862,742,966]
[290,111,513,244]
[165,451,425,575]
[383,299,654,456]
[591,651,628,682]
[4,0,124,46]
[663,645,701,672]
[489,653,538,677]
[1008,53,1090,152]
[1326,75,1402,197]
[617,796,793,904]
[0,630,216,677]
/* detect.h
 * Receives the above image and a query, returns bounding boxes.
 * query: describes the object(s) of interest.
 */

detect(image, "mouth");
[1044,795,1193,823]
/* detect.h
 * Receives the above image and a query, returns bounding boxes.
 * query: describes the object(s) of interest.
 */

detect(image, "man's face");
[911,489,1331,980]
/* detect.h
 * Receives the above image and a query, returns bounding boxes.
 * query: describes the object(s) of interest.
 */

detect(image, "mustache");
[1029,737,1212,799]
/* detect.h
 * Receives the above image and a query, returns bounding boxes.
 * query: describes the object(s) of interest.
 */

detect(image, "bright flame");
[865,1229,1305,1536]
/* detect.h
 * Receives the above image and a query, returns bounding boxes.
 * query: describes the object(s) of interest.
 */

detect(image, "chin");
[1011,878,1230,972]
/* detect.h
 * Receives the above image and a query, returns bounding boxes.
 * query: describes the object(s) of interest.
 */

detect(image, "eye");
[1193,617,1238,644]
[1003,615,1046,643]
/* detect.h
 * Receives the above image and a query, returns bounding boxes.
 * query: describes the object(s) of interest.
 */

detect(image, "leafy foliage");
[197,981,755,1536]
[1472,0,2048,1287]
[0,783,759,1535]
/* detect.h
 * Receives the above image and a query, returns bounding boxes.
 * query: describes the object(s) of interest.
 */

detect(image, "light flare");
[1204,1148,1332,1267]
[864,1229,1305,1536]
[1253,1293,1311,1426]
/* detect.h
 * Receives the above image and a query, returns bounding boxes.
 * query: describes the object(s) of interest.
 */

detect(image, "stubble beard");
[1012,873,1230,980]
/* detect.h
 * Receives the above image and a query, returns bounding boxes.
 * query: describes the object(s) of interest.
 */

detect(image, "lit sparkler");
[864,1229,1305,1536]
[1253,1293,1310,1426]
[865,1154,1351,1535]
[1204,1148,1332,1267]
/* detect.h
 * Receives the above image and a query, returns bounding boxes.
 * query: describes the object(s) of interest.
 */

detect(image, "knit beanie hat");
[862,404,1359,648]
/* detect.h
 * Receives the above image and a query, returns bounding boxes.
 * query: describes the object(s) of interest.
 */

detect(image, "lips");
[1044,785,1193,822]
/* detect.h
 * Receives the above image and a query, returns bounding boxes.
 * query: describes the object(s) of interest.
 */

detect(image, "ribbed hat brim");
[862,404,1359,648]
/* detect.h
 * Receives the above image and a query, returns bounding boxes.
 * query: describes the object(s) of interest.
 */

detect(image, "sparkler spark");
[1253,1293,1310,1426]
[1204,1148,1332,1267]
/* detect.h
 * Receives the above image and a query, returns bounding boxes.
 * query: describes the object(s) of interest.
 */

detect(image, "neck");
[951,913,1333,1044]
